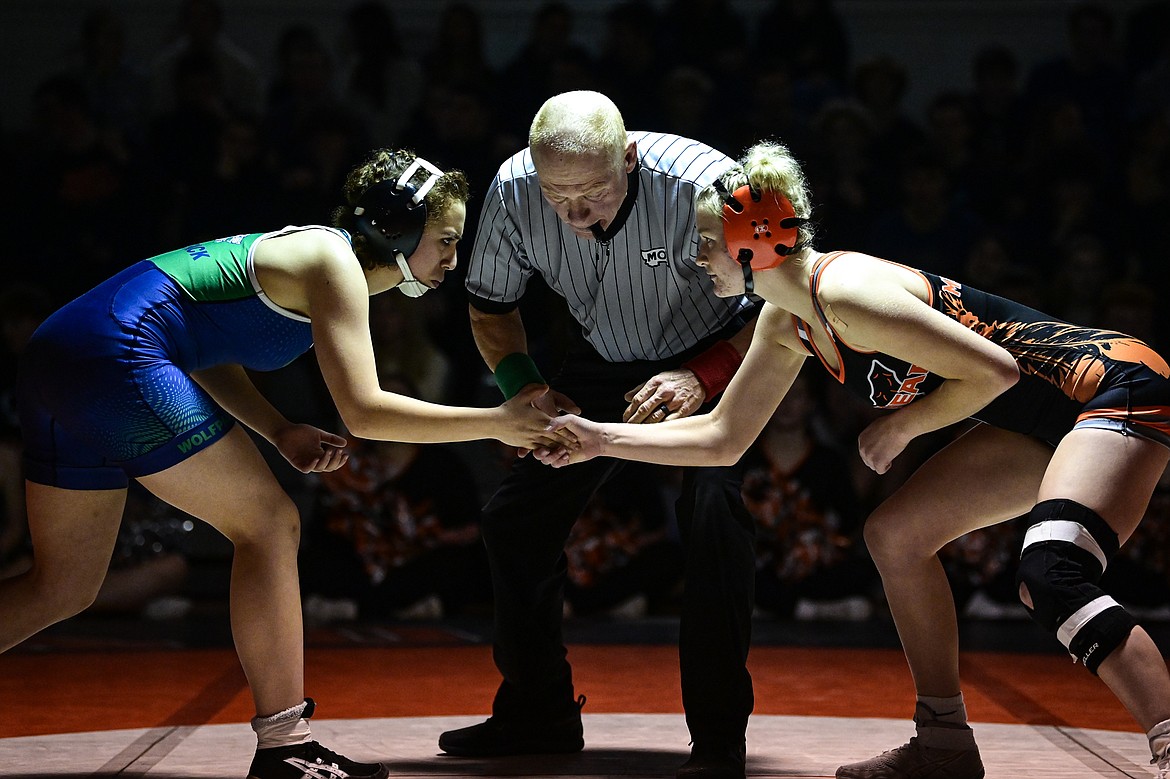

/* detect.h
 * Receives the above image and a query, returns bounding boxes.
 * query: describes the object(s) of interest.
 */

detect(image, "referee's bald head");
[530,90,628,168]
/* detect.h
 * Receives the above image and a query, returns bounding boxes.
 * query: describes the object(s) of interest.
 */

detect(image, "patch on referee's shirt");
[641,247,668,266]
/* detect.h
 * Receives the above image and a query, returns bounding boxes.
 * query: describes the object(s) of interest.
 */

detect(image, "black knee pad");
[1016,499,1137,674]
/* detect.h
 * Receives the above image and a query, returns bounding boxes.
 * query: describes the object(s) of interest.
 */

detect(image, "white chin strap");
[395,251,430,297]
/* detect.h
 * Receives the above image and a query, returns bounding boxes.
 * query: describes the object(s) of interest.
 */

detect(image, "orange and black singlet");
[793,252,1170,447]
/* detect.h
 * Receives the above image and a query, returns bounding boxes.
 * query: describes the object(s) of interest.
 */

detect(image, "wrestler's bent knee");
[1016,498,1136,674]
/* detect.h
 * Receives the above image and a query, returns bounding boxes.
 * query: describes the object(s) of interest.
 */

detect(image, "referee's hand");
[531,386,582,418]
[623,369,706,423]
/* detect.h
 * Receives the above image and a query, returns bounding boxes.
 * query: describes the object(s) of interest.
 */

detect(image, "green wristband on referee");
[494,352,546,399]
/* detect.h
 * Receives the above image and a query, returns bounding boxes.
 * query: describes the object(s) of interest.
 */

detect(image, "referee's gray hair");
[529,90,628,166]
[698,140,816,247]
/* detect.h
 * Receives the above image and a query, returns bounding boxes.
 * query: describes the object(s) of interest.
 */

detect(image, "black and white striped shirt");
[466,131,753,363]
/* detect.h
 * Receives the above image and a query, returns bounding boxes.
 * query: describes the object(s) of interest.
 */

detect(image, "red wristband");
[683,340,742,398]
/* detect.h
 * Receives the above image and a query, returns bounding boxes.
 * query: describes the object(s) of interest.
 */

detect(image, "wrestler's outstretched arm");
[537,303,806,467]
[296,232,569,451]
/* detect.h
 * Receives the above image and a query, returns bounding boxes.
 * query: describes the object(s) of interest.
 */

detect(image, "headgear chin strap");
[394,255,430,298]
[714,179,806,294]
[353,157,445,297]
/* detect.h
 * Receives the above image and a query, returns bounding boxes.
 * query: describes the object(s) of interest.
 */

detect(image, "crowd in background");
[1,0,1169,625]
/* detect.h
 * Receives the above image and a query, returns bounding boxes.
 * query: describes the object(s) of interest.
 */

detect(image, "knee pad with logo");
[1016,499,1136,674]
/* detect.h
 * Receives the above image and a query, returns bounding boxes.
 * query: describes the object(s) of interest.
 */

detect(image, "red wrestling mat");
[0,644,1135,738]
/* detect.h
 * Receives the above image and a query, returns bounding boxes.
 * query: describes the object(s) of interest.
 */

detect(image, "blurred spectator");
[400,80,504,195]
[864,148,983,277]
[265,24,343,145]
[966,45,1029,223]
[961,230,1016,297]
[596,1,664,129]
[755,0,851,82]
[0,283,52,439]
[147,49,233,247]
[66,6,151,150]
[271,107,369,228]
[993,265,1047,313]
[0,283,52,579]
[804,98,880,249]
[1023,2,1128,165]
[1013,87,1119,262]
[661,0,748,105]
[419,3,497,99]
[148,0,262,117]
[657,66,720,147]
[369,292,454,405]
[1124,0,1170,81]
[940,518,1027,619]
[184,114,277,239]
[923,91,977,205]
[721,60,813,156]
[542,42,600,102]
[753,0,851,116]
[741,370,874,620]
[1126,1,1170,120]
[262,22,369,228]
[1122,110,1170,294]
[1044,232,1111,327]
[564,462,682,619]
[17,74,143,297]
[337,1,425,146]
[1098,281,1160,349]
[1019,153,1113,264]
[498,2,595,136]
[850,55,926,172]
[0,441,28,581]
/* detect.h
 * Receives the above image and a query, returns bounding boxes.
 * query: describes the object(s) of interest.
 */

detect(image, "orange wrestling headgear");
[714,179,806,293]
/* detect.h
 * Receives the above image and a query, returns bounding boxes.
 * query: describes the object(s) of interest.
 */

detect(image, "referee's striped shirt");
[465,131,753,364]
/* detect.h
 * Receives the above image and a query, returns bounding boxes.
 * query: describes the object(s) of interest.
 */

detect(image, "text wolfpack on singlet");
[177,420,225,453]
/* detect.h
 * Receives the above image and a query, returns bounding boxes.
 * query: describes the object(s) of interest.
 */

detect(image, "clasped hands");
[530,368,705,468]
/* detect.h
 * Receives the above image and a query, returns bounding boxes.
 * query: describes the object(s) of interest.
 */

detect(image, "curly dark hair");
[331,148,470,269]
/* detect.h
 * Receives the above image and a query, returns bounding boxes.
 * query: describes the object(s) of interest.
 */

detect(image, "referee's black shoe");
[676,740,747,779]
[437,695,586,756]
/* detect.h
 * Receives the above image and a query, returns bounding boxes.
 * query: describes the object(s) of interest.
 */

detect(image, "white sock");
[251,700,312,749]
[1148,718,1170,760]
[917,693,968,726]
[914,693,977,751]
[912,692,968,725]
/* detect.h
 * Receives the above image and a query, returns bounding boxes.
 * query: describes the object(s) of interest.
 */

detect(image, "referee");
[437,90,759,779]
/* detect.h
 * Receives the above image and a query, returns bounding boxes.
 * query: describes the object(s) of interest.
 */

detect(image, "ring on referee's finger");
[655,403,671,416]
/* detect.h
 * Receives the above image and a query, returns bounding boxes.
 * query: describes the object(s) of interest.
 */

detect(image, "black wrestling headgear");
[352,157,444,264]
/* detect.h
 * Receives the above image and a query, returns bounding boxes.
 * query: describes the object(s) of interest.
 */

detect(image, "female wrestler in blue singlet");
[537,140,1170,779]
[4,148,565,779]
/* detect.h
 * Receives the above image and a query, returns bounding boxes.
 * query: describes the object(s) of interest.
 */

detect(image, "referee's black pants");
[481,343,757,748]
